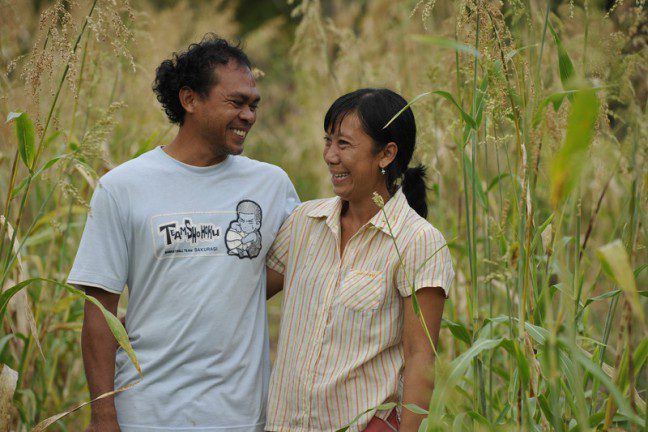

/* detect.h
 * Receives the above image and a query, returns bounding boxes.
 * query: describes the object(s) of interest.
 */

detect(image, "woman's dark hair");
[153,34,252,125]
[324,88,429,218]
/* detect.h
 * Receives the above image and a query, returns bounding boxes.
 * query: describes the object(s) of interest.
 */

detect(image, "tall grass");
[0,0,646,431]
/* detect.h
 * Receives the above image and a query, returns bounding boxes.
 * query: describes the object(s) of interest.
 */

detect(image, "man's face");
[192,61,260,157]
[238,212,260,233]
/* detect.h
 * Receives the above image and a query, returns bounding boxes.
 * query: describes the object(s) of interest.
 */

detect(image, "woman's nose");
[323,145,339,164]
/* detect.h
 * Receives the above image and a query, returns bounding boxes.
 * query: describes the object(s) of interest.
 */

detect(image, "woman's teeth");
[332,173,349,179]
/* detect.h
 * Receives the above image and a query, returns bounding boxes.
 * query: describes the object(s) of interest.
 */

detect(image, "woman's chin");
[331,184,351,200]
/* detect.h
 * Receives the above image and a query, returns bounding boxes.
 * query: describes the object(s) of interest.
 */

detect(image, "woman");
[265,88,454,431]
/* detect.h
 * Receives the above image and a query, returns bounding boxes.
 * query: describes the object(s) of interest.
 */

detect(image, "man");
[68,34,299,432]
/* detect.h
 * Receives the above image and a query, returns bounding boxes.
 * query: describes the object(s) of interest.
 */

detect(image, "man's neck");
[163,127,227,167]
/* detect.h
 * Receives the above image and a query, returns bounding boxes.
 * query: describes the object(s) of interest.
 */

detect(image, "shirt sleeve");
[395,226,454,298]
[282,175,300,221]
[67,183,129,294]
[266,177,299,274]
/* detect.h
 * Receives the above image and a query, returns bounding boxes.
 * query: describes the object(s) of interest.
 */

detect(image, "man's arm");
[81,286,122,432]
[266,267,284,300]
[400,286,445,431]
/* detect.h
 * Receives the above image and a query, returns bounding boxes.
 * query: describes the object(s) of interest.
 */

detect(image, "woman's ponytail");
[402,164,428,218]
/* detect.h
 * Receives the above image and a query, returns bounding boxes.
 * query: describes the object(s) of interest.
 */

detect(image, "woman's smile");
[330,171,350,185]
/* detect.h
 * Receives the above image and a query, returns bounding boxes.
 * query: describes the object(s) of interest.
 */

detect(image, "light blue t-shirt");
[68,147,299,432]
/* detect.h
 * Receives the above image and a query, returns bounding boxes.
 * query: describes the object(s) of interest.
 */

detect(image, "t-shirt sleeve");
[67,183,129,294]
[395,226,454,298]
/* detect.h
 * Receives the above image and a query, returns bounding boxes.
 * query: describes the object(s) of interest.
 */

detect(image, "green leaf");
[403,403,428,415]
[0,335,15,357]
[463,151,488,209]
[504,43,539,63]
[537,394,555,426]
[384,92,431,129]
[634,263,647,278]
[530,214,554,252]
[428,338,504,417]
[532,91,573,128]
[467,411,492,428]
[486,173,511,193]
[410,35,482,58]
[418,418,428,432]
[452,412,469,432]
[582,289,621,309]
[442,318,472,345]
[569,344,644,426]
[506,340,531,385]
[0,278,141,377]
[8,112,36,170]
[133,130,160,158]
[11,155,66,199]
[548,21,576,89]
[432,90,477,129]
[632,336,648,372]
[335,402,397,432]
[549,89,599,207]
[474,74,489,127]
[596,240,644,322]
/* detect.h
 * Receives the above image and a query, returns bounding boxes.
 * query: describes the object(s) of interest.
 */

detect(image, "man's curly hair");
[153,34,252,125]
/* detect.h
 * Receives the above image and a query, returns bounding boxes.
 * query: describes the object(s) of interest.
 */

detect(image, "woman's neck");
[341,187,392,228]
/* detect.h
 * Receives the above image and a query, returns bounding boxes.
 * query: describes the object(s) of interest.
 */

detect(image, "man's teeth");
[232,129,247,137]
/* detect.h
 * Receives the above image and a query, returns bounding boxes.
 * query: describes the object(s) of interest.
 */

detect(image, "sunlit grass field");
[0,0,646,430]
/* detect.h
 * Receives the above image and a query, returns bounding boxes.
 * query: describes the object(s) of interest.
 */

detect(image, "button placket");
[306,233,341,428]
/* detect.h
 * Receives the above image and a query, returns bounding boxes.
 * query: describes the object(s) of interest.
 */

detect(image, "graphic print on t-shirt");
[151,211,234,259]
[225,200,263,259]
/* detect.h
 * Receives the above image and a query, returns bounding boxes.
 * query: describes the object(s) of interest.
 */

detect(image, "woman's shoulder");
[397,205,448,244]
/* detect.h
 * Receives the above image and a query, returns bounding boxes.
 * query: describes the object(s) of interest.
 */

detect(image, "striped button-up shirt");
[266,189,454,431]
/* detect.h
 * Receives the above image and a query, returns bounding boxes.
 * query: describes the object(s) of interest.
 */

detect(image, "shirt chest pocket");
[336,269,386,311]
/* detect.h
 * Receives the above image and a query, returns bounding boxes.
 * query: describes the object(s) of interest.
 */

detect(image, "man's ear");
[380,142,398,169]
[179,86,197,114]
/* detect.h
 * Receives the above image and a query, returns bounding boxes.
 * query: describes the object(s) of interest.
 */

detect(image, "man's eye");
[250,105,258,111]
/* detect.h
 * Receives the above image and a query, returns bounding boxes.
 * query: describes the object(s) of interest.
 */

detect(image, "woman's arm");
[400,286,446,431]
[266,266,285,299]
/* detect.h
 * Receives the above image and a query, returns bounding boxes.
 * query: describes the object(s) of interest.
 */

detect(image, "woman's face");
[323,112,388,203]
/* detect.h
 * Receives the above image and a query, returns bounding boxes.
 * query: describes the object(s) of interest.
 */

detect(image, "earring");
[380,167,386,175]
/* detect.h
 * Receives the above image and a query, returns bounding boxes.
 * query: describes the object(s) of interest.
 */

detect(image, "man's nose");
[239,106,256,124]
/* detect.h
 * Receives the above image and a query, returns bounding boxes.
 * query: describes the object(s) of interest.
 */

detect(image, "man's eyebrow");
[229,92,261,103]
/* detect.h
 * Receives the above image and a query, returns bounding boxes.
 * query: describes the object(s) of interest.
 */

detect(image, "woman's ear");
[380,142,398,169]
[179,86,197,114]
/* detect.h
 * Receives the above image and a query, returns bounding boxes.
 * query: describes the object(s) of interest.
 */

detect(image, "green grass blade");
[549,89,599,207]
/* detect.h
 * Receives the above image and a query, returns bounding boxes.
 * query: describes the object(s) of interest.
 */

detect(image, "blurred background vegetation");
[0,0,646,430]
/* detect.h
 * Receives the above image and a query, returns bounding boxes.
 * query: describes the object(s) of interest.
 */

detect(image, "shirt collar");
[306,189,409,238]
[368,189,408,237]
